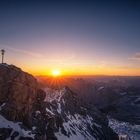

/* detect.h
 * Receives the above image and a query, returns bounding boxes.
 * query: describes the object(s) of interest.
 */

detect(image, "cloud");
[0,44,43,58]
[135,53,140,59]
[8,47,43,58]
[130,52,140,60]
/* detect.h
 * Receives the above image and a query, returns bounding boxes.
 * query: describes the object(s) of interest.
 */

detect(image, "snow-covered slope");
[0,102,35,139]
[42,87,118,140]
[109,117,140,140]
[0,114,34,139]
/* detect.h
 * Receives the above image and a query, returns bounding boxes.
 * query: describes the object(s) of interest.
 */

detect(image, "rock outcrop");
[0,64,45,127]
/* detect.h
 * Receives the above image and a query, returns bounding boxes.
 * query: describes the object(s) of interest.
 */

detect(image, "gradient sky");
[0,0,140,76]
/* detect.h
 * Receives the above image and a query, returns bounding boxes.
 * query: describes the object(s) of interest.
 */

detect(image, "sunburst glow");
[52,70,61,76]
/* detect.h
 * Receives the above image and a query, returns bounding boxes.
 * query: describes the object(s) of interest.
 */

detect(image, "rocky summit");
[0,64,118,140]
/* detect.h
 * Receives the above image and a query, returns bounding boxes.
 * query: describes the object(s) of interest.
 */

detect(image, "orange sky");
[20,64,140,76]
[1,44,140,76]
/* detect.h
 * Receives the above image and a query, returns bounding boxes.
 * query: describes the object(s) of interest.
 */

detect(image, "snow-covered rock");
[43,87,118,140]
[108,117,140,140]
[0,114,34,139]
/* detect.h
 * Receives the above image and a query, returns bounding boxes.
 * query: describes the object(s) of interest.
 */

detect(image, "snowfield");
[44,87,66,102]
[108,117,140,140]
[0,115,34,139]
[55,113,96,140]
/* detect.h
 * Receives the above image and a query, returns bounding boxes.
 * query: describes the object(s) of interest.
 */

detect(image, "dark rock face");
[0,64,46,125]
[91,83,140,125]
[107,94,140,124]
[0,64,118,140]
[0,128,12,140]
[42,87,118,140]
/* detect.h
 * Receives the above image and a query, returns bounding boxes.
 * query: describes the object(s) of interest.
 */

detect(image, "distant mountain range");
[37,74,140,140]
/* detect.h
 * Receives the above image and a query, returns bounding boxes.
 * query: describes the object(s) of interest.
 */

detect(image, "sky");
[0,0,140,76]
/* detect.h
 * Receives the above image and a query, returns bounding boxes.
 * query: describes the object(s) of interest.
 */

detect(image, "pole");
[1,49,5,64]
[2,54,4,63]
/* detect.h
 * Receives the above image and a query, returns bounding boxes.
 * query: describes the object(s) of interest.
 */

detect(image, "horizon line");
[35,74,140,77]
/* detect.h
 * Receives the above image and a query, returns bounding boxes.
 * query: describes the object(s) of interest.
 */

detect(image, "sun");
[52,70,61,77]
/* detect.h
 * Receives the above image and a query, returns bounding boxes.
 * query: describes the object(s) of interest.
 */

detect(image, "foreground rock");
[0,64,45,126]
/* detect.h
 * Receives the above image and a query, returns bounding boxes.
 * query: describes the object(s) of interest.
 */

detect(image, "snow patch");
[0,103,6,111]
[46,108,55,115]
[108,117,140,140]
[98,86,104,91]
[0,114,35,139]
[35,110,41,116]
[44,88,66,103]
[57,103,61,114]
[120,92,127,96]
[55,113,96,140]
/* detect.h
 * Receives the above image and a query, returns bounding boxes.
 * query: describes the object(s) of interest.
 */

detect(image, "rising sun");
[52,70,61,77]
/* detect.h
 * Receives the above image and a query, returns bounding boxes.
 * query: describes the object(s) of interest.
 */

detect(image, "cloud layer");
[130,52,140,60]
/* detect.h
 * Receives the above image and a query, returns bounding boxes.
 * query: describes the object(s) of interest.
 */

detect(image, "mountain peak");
[0,63,21,71]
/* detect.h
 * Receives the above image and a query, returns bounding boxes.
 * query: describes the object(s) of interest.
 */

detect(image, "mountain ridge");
[0,64,118,140]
